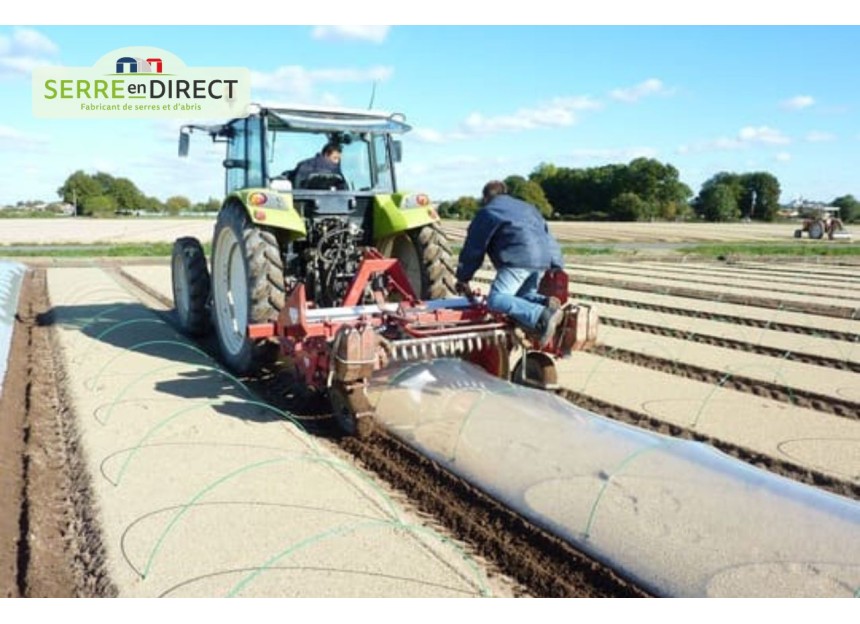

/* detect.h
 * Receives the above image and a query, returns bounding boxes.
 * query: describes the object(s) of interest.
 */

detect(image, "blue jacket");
[456,194,563,282]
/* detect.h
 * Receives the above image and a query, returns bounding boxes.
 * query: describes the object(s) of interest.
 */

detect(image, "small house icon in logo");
[115,57,163,73]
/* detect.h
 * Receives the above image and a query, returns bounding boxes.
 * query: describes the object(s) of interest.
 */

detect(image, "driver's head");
[322,143,342,165]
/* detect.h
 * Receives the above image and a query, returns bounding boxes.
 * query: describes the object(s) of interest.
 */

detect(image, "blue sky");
[1,25,858,206]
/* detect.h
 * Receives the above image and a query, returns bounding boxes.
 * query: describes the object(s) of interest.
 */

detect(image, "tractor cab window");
[225,120,246,193]
[245,116,264,188]
[266,128,395,193]
[371,134,394,193]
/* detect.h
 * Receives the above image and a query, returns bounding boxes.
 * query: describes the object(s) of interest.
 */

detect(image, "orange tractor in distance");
[794,205,851,240]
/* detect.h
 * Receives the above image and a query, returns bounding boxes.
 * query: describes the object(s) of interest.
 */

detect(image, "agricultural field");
[0,217,828,247]
[0,227,858,598]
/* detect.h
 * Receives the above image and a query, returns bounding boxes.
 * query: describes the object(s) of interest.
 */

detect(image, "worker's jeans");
[486,267,549,331]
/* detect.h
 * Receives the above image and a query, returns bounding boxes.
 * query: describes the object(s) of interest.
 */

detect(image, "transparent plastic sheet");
[367,358,860,597]
[0,262,25,396]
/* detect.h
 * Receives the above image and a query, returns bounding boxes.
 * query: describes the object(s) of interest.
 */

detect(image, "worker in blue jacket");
[456,180,565,346]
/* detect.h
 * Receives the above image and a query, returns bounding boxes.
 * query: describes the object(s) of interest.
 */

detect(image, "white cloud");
[412,95,600,144]
[411,128,447,144]
[609,78,669,103]
[10,28,58,55]
[681,125,791,153]
[462,96,600,134]
[738,125,790,145]
[775,152,792,162]
[251,64,393,98]
[0,27,58,77]
[805,130,836,142]
[781,95,815,110]
[568,146,659,162]
[311,26,390,44]
[319,92,341,106]
[0,125,47,149]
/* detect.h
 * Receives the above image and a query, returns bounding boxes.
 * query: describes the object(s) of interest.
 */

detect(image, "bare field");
[2,253,859,597]
[0,218,215,246]
[0,218,807,246]
[444,220,807,243]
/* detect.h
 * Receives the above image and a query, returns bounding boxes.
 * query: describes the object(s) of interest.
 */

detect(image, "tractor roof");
[180,104,412,140]
[264,105,411,134]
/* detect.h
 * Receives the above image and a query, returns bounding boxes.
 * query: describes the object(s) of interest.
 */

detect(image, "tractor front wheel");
[388,222,457,300]
[210,203,286,374]
[171,237,211,336]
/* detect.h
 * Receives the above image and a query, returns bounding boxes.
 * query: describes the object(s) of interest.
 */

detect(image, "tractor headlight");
[401,193,431,209]
[249,192,268,206]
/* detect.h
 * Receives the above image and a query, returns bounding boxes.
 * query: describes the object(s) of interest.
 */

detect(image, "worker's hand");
[456,280,474,298]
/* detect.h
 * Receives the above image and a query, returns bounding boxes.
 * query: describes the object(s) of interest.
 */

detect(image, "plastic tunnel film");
[366,359,860,597]
[0,262,26,396]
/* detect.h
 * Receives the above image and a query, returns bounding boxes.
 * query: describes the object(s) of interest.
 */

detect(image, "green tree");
[450,196,480,221]
[204,197,221,213]
[504,175,553,217]
[165,195,192,216]
[831,194,859,223]
[624,158,693,220]
[697,183,739,222]
[529,162,558,185]
[142,196,164,213]
[83,194,118,218]
[609,192,647,221]
[739,172,781,221]
[109,177,147,212]
[57,171,101,215]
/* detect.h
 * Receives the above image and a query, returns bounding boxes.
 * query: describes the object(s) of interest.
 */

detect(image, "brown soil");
[114,266,650,598]
[340,432,647,597]
[602,317,860,373]
[570,274,860,319]
[592,344,860,421]
[0,269,115,597]
[569,290,859,343]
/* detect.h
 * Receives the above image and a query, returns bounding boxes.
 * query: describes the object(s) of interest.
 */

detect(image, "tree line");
[55,165,858,224]
[57,170,219,217]
[438,158,857,223]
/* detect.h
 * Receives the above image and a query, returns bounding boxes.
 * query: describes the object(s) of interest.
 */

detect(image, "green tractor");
[172,104,457,374]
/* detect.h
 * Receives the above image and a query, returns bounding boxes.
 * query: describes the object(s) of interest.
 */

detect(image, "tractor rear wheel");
[210,203,286,374]
[171,237,211,336]
[808,220,825,240]
[388,222,457,300]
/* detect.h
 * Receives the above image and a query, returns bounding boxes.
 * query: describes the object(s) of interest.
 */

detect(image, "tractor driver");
[291,143,344,188]
[455,180,565,348]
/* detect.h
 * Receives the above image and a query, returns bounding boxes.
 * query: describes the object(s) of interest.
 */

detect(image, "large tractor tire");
[388,222,457,300]
[808,220,825,240]
[171,237,211,336]
[210,203,286,374]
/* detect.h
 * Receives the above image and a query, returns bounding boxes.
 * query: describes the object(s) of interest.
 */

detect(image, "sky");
[1,23,859,206]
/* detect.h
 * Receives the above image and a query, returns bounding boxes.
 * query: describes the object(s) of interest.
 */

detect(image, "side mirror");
[178,131,190,157]
[392,140,403,163]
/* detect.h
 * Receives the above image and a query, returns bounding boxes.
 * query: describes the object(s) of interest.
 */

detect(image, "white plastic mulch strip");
[367,359,860,598]
[0,262,25,398]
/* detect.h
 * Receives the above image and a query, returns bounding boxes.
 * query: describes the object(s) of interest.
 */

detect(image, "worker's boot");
[536,305,565,348]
